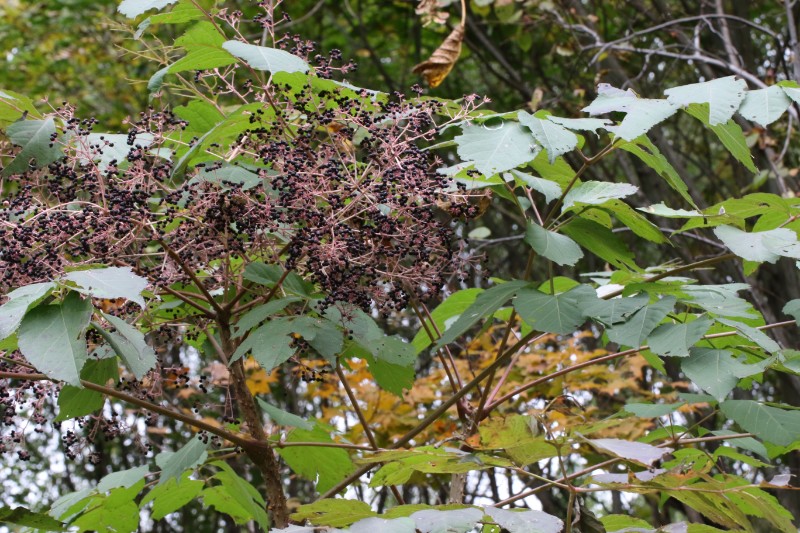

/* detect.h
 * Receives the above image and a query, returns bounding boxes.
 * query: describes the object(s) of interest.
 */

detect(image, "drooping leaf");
[783,299,800,325]
[737,85,791,126]
[682,284,757,319]
[0,282,55,341]
[156,437,209,485]
[524,221,583,266]
[140,472,204,521]
[647,316,713,357]
[434,281,529,348]
[97,465,150,493]
[583,293,649,326]
[638,203,705,218]
[684,103,757,173]
[62,267,148,308]
[412,25,465,88]
[681,348,763,401]
[601,199,668,244]
[714,225,800,263]
[257,398,314,430]
[561,181,638,211]
[96,313,157,379]
[624,402,685,418]
[606,296,676,348]
[562,217,640,271]
[118,0,178,18]
[721,400,800,446]
[277,424,355,493]
[664,76,747,125]
[233,296,301,336]
[207,461,269,531]
[411,289,481,352]
[509,170,562,204]
[56,356,118,421]
[17,292,92,386]
[619,136,697,208]
[513,284,597,335]
[411,508,484,533]
[518,110,578,163]
[3,118,64,176]
[71,482,145,533]
[478,415,557,465]
[716,317,780,353]
[455,122,539,177]
[0,506,66,531]
[222,41,310,73]
[582,84,677,140]
[587,438,673,466]
[291,499,377,527]
[483,506,564,533]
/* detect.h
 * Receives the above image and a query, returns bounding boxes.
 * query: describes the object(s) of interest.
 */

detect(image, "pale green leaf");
[257,398,314,430]
[194,165,262,190]
[665,76,747,125]
[455,122,539,176]
[624,402,685,417]
[483,506,563,533]
[80,133,154,171]
[714,225,800,263]
[638,203,705,218]
[647,316,713,357]
[411,289,482,352]
[140,472,204,521]
[17,292,92,386]
[561,181,638,211]
[0,282,55,341]
[606,296,676,347]
[738,85,791,126]
[508,170,562,204]
[222,41,310,73]
[351,517,416,533]
[716,317,780,353]
[518,110,578,163]
[156,437,209,485]
[721,400,800,446]
[411,508,484,533]
[546,116,611,133]
[587,438,672,466]
[97,466,150,493]
[783,299,800,325]
[682,348,748,400]
[118,0,178,18]
[682,284,756,319]
[583,293,648,326]
[97,313,157,378]
[513,284,597,335]
[582,84,676,139]
[62,267,148,307]
[524,221,583,266]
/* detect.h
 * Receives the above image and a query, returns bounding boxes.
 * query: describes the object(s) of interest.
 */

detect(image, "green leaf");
[738,85,791,126]
[434,281,529,348]
[232,296,301,336]
[96,313,157,378]
[587,438,672,466]
[665,76,747,125]
[682,348,757,400]
[147,67,170,95]
[207,461,269,531]
[561,217,640,271]
[647,316,713,357]
[71,482,145,533]
[600,515,653,532]
[524,221,583,266]
[257,397,314,430]
[455,122,539,176]
[638,203,705,218]
[682,284,756,319]
[517,110,578,163]
[619,136,697,207]
[479,415,557,465]
[412,288,482,353]
[97,465,150,492]
[167,21,235,73]
[601,199,668,243]
[350,517,416,533]
[716,317,780,353]
[714,225,800,263]
[710,430,769,460]
[222,41,310,73]
[174,99,225,134]
[583,293,649,326]
[561,181,638,211]
[200,486,255,526]
[18,292,92,386]
[62,267,148,308]
[231,317,297,370]
[513,284,597,335]
[783,299,800,325]
[0,506,66,531]
[140,472,204,521]
[80,133,154,171]
[483,507,563,533]
[411,508,484,533]
[3,118,64,176]
[148,0,204,23]
[194,165,262,190]
[156,437,209,485]
[582,85,677,140]
[529,150,575,189]
[684,104,757,173]
[56,357,119,421]
[624,402,685,417]
[291,499,377,527]
[546,116,611,133]
[278,424,355,493]
[606,296,676,347]
[0,282,55,341]
[0,88,39,126]
[118,0,178,18]
[508,170,562,204]
[721,400,800,446]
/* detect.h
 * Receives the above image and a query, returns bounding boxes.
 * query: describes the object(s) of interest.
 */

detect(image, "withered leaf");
[412,24,465,88]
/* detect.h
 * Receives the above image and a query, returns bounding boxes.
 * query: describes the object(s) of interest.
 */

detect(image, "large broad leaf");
[194,165,262,190]
[738,85,791,126]
[714,225,800,263]
[222,41,310,73]
[479,415,558,465]
[721,400,800,446]
[509,170,562,204]
[232,296,301,336]
[291,499,377,528]
[0,282,55,340]
[434,281,529,348]
[601,199,668,244]
[561,181,638,211]
[169,22,235,73]
[257,398,314,430]
[561,217,640,271]
[483,506,563,533]
[412,288,482,353]
[62,267,148,308]
[351,517,416,533]
[96,313,157,378]
[3,118,64,176]
[716,317,780,353]
[513,284,597,335]
[56,356,119,421]
[118,0,178,18]
[664,76,747,125]
[684,104,757,173]
[647,316,713,357]
[455,122,540,177]
[140,472,204,521]
[206,462,269,531]
[524,222,583,266]
[277,425,355,493]
[682,284,756,319]
[583,293,649,326]
[156,437,209,485]
[17,292,93,386]
[682,348,745,400]
[97,466,150,493]
[587,438,673,467]
[0,506,66,531]
[606,296,676,348]
[518,110,578,163]
[79,133,154,171]
[619,136,697,208]
[582,84,676,140]
[410,508,484,533]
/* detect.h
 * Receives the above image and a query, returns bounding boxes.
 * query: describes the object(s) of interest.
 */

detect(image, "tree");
[1,1,800,532]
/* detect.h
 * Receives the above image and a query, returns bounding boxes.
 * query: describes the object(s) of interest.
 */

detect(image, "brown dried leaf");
[412,25,465,88]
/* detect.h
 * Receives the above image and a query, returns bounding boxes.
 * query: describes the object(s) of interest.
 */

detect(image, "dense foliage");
[2,1,800,532]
